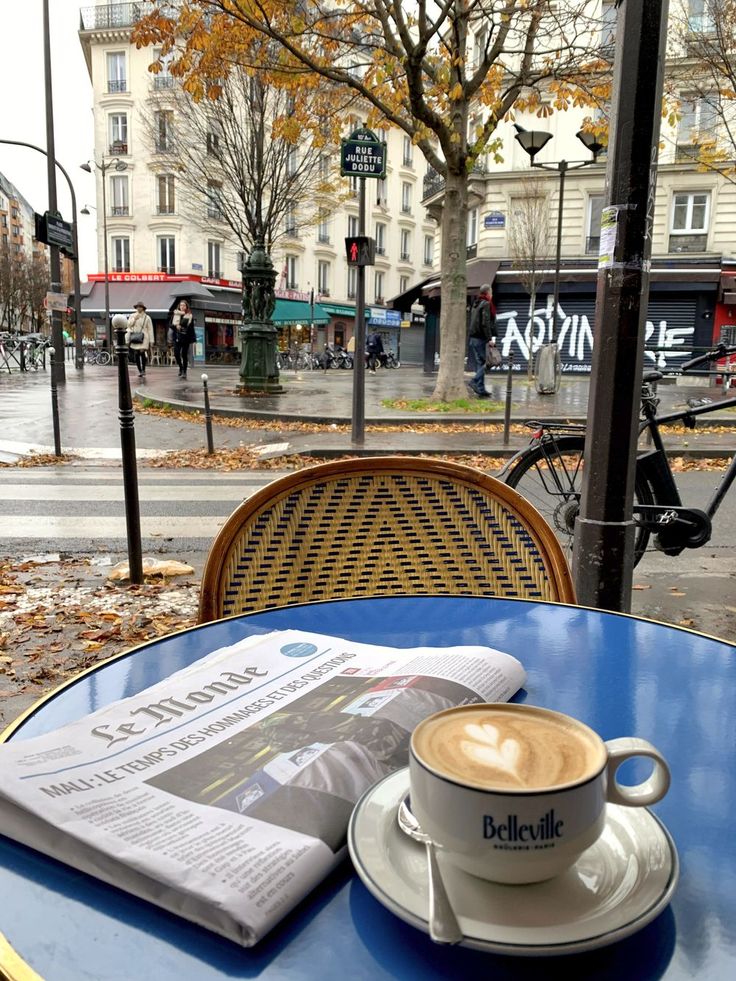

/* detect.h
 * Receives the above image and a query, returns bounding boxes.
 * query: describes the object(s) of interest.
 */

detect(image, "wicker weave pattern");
[207,466,570,621]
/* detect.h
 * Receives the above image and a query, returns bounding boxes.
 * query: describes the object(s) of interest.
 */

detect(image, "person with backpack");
[467,283,497,398]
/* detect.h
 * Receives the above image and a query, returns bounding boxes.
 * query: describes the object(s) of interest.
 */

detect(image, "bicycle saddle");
[642,371,663,383]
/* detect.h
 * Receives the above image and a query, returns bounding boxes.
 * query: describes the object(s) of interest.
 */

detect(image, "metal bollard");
[503,351,514,446]
[201,374,215,455]
[113,315,144,584]
[48,347,62,456]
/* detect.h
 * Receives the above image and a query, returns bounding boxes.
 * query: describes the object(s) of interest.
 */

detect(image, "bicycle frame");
[639,393,736,522]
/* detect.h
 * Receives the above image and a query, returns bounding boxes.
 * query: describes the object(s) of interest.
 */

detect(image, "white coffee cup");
[409,703,671,884]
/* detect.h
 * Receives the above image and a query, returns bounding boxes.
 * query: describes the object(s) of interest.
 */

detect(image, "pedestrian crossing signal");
[345,236,376,267]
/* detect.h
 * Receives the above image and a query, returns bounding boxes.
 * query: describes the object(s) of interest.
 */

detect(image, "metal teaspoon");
[397,796,463,945]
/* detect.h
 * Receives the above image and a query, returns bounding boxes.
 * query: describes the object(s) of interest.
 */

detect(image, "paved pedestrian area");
[0,363,734,461]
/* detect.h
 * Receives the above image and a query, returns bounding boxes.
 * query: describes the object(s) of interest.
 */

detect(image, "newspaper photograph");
[0,630,525,946]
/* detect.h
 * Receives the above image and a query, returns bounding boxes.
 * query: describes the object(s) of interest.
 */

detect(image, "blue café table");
[1,596,734,980]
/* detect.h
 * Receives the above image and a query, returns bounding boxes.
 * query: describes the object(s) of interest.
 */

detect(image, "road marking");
[0,516,229,539]
[0,485,262,502]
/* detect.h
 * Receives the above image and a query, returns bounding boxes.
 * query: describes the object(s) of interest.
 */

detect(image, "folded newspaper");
[0,630,525,946]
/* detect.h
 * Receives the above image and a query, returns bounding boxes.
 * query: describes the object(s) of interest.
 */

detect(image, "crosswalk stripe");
[0,516,229,539]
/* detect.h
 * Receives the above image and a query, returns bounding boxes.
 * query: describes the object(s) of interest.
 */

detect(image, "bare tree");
[0,247,48,332]
[668,0,736,182]
[507,177,551,379]
[142,64,344,260]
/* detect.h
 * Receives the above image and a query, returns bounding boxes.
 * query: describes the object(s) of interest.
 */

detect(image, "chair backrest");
[198,456,575,623]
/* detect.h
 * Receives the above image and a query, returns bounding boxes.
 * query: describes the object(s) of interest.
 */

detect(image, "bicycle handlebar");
[680,344,736,372]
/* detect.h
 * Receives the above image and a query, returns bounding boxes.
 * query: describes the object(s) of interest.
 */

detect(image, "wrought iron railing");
[107,79,128,93]
[80,3,154,31]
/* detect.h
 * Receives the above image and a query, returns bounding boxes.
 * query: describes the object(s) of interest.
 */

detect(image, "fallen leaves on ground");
[0,453,79,468]
[0,557,199,713]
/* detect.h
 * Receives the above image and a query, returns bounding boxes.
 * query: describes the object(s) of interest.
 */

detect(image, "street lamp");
[81,157,128,350]
[0,139,84,371]
[514,126,605,392]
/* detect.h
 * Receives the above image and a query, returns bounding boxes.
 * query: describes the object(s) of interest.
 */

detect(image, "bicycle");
[502,343,736,566]
[84,347,112,366]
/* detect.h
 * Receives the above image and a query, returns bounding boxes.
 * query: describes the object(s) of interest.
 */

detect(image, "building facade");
[78,1,437,362]
[407,0,736,374]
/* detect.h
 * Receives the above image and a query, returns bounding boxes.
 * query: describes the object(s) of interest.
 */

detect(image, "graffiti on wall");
[494,300,696,372]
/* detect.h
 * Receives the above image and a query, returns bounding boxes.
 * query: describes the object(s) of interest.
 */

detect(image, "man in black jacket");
[467,283,497,398]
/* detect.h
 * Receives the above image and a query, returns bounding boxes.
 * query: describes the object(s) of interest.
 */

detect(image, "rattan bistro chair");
[198,456,576,623]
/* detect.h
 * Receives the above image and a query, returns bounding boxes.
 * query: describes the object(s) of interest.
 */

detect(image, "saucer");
[348,768,679,957]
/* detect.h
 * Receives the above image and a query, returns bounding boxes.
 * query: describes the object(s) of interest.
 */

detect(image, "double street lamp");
[81,157,128,350]
[514,126,605,390]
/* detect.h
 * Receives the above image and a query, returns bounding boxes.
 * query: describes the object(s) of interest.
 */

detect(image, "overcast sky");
[0,0,97,277]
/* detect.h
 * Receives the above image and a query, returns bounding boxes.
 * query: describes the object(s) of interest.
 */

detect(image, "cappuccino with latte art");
[412,705,605,791]
[409,703,671,883]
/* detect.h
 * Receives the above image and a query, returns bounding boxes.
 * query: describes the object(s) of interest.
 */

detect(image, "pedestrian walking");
[366,330,384,372]
[125,301,154,377]
[171,300,195,379]
[467,283,497,398]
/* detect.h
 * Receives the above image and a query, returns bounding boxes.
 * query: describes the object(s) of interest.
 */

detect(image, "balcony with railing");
[400,251,411,262]
[80,2,155,31]
[154,75,175,90]
[111,205,129,217]
[109,141,128,155]
[422,164,487,202]
[466,244,477,260]
[107,79,127,93]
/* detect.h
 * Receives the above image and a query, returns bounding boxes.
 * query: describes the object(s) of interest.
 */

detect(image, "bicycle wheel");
[505,436,651,566]
[96,350,112,366]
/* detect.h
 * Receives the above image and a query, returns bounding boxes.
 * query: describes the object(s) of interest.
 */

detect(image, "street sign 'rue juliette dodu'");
[340,126,387,178]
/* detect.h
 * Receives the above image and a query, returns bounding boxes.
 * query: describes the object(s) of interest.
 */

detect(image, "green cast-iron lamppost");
[238,241,283,393]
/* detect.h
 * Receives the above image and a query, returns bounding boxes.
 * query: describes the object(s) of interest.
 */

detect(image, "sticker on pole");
[598,206,619,269]
[340,126,387,178]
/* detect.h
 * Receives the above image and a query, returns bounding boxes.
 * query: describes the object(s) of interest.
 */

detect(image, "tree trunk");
[527,288,536,380]
[432,170,469,402]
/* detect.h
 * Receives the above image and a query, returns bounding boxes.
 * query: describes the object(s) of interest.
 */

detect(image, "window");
[285,255,298,289]
[153,48,174,89]
[109,113,128,154]
[401,182,412,214]
[374,271,384,303]
[285,200,297,236]
[424,234,434,265]
[319,154,330,180]
[347,266,357,299]
[155,110,174,153]
[467,208,478,246]
[236,251,246,272]
[207,241,222,278]
[317,212,330,244]
[586,193,605,253]
[347,214,359,237]
[600,1,616,52]
[399,275,409,294]
[206,121,221,156]
[473,26,488,69]
[318,260,330,296]
[670,191,710,252]
[157,174,175,214]
[677,95,718,159]
[110,175,129,216]
[402,135,413,167]
[206,182,222,219]
[158,236,175,274]
[286,145,298,176]
[375,222,386,255]
[688,0,715,33]
[400,228,411,262]
[376,179,387,206]
[111,236,130,272]
[349,175,359,197]
[106,52,126,92]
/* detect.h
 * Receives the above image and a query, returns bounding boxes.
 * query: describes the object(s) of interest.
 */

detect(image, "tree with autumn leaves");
[135,1,604,400]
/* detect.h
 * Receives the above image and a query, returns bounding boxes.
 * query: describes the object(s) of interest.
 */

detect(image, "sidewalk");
[1,364,734,461]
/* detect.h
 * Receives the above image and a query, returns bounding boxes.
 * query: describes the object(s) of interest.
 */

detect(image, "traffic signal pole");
[42,0,65,384]
[351,177,367,444]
